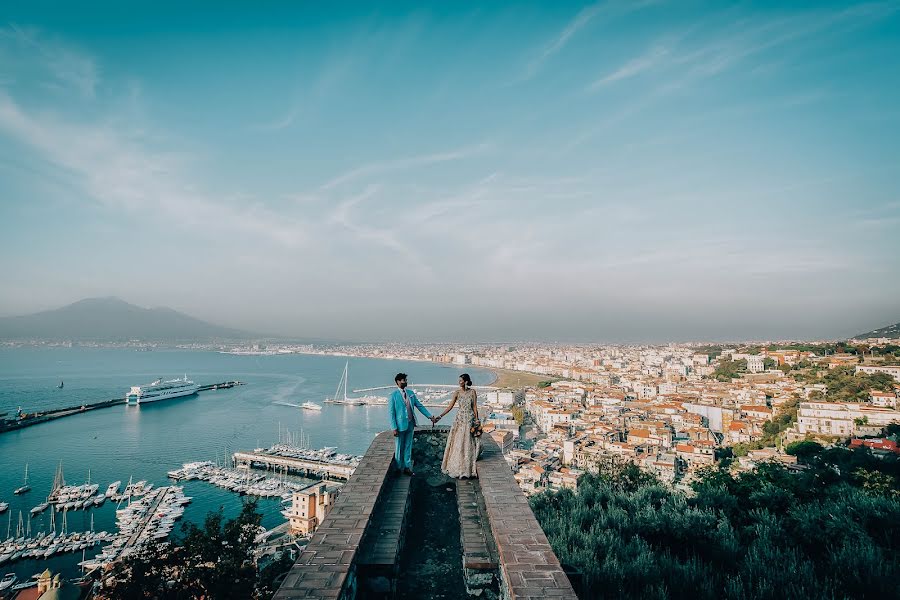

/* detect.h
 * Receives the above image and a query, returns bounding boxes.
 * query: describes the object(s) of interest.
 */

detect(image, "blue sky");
[1,1,898,342]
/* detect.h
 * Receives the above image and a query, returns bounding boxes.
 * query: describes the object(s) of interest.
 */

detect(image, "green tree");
[511,405,525,425]
[854,468,900,498]
[785,440,824,461]
[104,500,283,600]
[531,452,900,600]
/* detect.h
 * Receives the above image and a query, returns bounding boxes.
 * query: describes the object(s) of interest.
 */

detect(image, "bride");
[435,373,481,479]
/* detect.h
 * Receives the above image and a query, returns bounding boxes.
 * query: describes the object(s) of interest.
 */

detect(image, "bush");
[531,459,900,599]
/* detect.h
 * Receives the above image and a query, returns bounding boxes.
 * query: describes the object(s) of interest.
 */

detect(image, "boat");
[30,502,49,517]
[106,481,121,496]
[0,503,7,514]
[126,375,200,405]
[325,362,385,405]
[14,465,31,495]
[58,381,64,389]
[0,573,17,592]
[301,401,323,411]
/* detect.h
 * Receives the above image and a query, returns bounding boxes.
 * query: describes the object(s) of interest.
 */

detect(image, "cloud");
[320,142,491,190]
[1,24,98,98]
[525,2,606,78]
[251,104,302,132]
[588,44,671,90]
[0,91,309,248]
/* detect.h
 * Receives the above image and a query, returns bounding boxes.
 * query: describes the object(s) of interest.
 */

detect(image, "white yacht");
[301,401,323,411]
[0,573,17,593]
[126,375,199,405]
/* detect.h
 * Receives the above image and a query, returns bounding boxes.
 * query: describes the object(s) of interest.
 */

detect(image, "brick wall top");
[478,437,578,599]
[273,430,396,599]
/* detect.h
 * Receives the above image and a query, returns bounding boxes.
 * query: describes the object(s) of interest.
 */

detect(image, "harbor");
[0,348,493,584]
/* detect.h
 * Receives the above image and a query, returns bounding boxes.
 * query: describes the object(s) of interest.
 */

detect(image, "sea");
[0,347,493,582]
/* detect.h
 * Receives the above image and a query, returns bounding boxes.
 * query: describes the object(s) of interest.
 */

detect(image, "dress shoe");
[402,468,415,476]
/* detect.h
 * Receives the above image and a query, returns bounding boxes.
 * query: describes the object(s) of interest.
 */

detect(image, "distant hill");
[0,297,251,341]
[853,321,900,340]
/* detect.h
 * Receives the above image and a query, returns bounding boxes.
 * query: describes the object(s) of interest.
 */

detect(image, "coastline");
[272,349,557,390]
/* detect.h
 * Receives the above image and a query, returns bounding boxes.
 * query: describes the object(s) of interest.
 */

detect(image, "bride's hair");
[460,373,473,388]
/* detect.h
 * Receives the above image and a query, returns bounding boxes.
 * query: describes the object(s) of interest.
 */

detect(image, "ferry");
[126,375,199,405]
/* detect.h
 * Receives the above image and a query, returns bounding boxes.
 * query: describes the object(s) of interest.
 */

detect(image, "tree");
[711,359,747,382]
[531,452,900,600]
[784,440,823,461]
[103,500,282,600]
[854,468,900,498]
[511,405,525,426]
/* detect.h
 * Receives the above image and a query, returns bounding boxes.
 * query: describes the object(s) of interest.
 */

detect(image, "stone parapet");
[477,437,578,599]
[274,427,577,599]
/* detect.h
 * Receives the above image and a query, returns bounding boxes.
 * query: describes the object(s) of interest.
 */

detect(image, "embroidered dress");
[441,389,480,478]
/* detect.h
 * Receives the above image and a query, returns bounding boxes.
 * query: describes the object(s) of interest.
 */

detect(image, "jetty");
[0,381,243,435]
[233,444,360,481]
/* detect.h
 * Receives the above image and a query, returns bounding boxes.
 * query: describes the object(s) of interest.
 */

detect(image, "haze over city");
[1,1,898,342]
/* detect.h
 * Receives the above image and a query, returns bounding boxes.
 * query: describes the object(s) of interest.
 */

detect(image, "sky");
[1,1,899,343]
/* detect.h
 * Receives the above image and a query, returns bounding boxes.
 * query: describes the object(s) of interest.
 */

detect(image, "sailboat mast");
[344,362,349,401]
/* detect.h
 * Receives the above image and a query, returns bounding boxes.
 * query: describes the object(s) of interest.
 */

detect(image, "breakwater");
[0,381,243,434]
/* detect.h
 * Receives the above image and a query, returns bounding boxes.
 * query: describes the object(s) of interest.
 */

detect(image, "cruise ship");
[126,375,199,405]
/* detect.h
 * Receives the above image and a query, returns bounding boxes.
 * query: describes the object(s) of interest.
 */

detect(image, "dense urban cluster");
[248,340,900,495]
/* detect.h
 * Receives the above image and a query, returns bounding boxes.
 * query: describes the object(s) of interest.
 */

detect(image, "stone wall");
[274,428,577,599]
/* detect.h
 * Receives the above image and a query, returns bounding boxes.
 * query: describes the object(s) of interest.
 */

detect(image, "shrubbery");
[531,452,900,599]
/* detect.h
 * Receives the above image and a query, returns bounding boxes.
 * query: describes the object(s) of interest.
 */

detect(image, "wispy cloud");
[0,92,309,248]
[328,185,434,278]
[588,44,671,90]
[1,24,98,98]
[320,142,491,190]
[525,2,606,79]
[252,105,302,132]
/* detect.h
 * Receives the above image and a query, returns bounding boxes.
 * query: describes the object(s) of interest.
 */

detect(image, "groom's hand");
[393,429,399,437]
[429,416,438,424]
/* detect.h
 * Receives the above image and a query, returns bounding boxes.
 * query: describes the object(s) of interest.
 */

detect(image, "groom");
[389,372,437,476]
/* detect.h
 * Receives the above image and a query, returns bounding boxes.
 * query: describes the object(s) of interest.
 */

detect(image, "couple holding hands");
[388,372,481,479]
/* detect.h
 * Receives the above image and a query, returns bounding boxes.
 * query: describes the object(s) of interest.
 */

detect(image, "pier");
[122,487,173,552]
[352,384,498,393]
[232,451,356,481]
[0,381,244,435]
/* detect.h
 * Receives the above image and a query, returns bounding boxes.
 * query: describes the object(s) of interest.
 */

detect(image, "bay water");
[0,348,492,581]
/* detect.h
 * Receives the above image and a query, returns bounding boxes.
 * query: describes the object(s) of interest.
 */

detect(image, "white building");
[796,402,900,436]
[747,356,765,373]
[856,365,900,382]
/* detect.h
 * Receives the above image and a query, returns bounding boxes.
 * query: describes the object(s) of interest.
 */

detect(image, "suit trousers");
[394,427,414,470]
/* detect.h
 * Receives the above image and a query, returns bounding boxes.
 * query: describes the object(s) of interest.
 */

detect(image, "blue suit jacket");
[388,388,432,432]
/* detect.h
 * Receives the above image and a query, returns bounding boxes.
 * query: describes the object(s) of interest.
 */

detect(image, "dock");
[232,451,357,481]
[0,381,244,435]
[122,488,172,551]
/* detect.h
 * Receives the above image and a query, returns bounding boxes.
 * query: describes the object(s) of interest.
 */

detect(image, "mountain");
[0,297,251,341]
[853,321,900,340]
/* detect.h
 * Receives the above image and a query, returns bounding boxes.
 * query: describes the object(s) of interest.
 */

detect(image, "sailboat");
[58,381,64,389]
[324,361,385,405]
[14,465,31,495]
